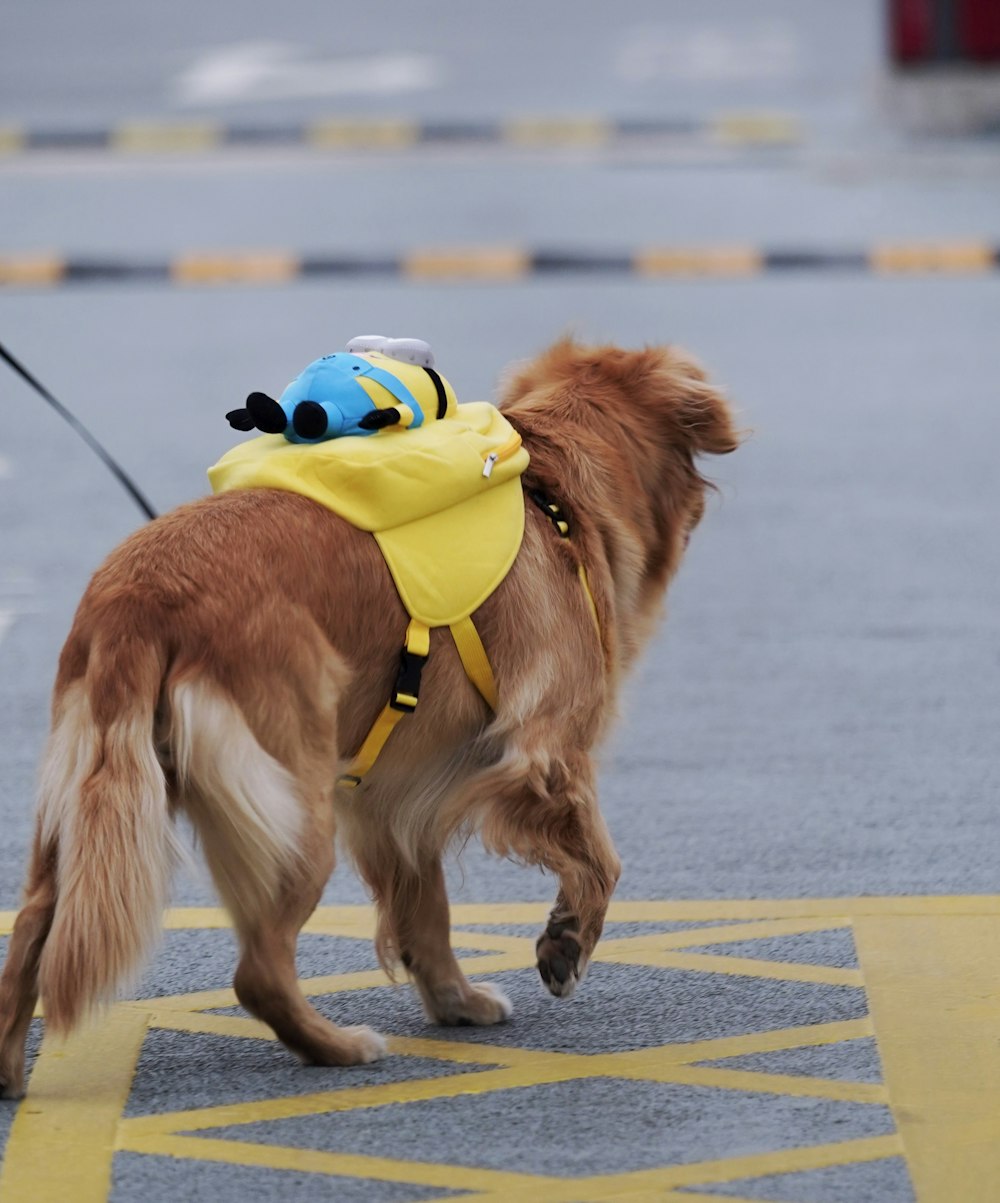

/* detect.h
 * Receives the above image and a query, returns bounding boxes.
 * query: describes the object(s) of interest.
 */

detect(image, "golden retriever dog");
[0,338,738,1095]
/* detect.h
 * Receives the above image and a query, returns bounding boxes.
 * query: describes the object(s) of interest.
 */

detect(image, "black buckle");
[390,645,427,713]
[528,489,571,538]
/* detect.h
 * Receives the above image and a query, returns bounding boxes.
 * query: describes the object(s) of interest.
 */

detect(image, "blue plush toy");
[226,336,451,444]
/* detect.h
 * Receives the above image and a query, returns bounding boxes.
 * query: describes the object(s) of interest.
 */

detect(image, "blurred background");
[1,0,999,910]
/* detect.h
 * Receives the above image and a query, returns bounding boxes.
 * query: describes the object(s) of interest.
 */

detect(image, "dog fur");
[0,338,739,1094]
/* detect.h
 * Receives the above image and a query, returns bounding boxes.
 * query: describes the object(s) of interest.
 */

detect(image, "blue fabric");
[276,353,428,444]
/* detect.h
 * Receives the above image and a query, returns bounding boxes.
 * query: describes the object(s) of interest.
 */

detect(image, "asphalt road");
[1,2,999,1201]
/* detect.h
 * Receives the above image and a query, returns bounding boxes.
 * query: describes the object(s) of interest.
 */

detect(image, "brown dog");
[0,338,739,1094]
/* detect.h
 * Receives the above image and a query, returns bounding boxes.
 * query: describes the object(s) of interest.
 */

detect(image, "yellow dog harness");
[209,400,598,787]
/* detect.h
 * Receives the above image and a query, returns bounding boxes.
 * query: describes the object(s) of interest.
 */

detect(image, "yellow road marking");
[622,1017,875,1065]
[0,1006,148,1203]
[5,896,994,937]
[871,242,994,273]
[629,916,854,949]
[6,897,999,1199]
[854,914,1000,1203]
[121,1131,903,1201]
[608,949,863,988]
[170,252,300,286]
[711,112,802,144]
[121,1132,565,1194]
[653,1063,887,1105]
[111,122,220,153]
[0,127,25,155]
[307,118,418,149]
[635,246,762,277]
[404,247,530,281]
[0,256,64,288]
[503,116,612,147]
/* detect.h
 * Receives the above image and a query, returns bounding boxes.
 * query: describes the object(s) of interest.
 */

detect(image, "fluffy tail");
[36,634,181,1033]
[35,637,307,1035]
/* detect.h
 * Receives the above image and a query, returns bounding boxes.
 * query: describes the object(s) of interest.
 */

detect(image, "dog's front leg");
[484,750,621,1000]
[533,802,621,999]
[359,847,511,1027]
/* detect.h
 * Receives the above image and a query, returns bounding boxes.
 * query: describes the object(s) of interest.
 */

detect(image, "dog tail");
[36,631,182,1034]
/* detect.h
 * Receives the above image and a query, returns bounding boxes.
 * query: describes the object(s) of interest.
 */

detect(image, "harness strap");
[339,492,601,792]
[338,618,430,789]
[529,490,601,639]
[449,616,499,710]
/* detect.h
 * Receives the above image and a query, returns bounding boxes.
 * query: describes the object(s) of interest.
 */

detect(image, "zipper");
[481,430,522,478]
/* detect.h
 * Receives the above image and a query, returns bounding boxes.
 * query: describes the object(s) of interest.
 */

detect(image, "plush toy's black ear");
[226,408,256,431]
[245,392,288,434]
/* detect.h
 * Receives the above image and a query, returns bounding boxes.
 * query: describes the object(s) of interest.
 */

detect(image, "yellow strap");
[339,619,430,789]
[578,564,601,639]
[449,616,499,711]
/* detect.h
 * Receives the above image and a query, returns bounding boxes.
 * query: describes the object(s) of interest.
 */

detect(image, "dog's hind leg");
[358,846,511,1027]
[482,749,621,1000]
[172,678,385,1066]
[230,808,386,1066]
[0,834,57,1098]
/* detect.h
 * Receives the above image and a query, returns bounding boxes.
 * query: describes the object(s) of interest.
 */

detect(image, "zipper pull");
[482,452,498,478]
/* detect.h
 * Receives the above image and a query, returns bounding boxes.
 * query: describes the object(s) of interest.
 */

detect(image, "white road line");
[173,42,441,105]
[0,455,11,479]
[0,610,13,648]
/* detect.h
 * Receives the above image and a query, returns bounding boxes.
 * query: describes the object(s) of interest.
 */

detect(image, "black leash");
[0,339,158,522]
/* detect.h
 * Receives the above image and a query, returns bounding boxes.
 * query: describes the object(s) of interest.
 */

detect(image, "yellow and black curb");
[0,112,802,156]
[0,243,998,289]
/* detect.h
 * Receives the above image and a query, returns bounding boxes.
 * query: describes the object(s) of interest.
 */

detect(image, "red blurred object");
[891,0,934,62]
[958,0,1000,60]
[890,0,1000,64]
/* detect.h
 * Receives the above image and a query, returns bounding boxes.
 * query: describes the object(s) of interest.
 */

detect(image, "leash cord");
[0,339,158,522]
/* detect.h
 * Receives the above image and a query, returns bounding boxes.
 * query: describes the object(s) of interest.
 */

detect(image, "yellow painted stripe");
[121,1063,576,1138]
[607,915,853,952]
[404,247,530,281]
[5,895,1000,938]
[112,122,221,153]
[618,1018,875,1069]
[504,116,612,147]
[657,1063,888,1104]
[711,111,802,144]
[635,246,763,277]
[143,1008,276,1042]
[603,949,865,988]
[0,126,25,154]
[855,914,1000,1202]
[0,1006,148,1203]
[627,1134,904,1191]
[0,255,65,287]
[170,252,300,285]
[121,1132,563,1194]
[871,242,994,273]
[307,118,419,149]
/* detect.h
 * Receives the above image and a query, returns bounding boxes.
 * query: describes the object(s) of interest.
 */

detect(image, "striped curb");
[0,112,803,156]
[0,243,997,288]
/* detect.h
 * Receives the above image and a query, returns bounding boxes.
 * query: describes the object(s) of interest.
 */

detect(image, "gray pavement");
[1,2,999,1200]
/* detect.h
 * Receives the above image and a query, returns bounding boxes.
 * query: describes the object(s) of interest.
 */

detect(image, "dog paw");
[0,1057,25,1100]
[300,1024,387,1067]
[340,1025,388,1064]
[536,919,586,999]
[426,981,512,1027]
